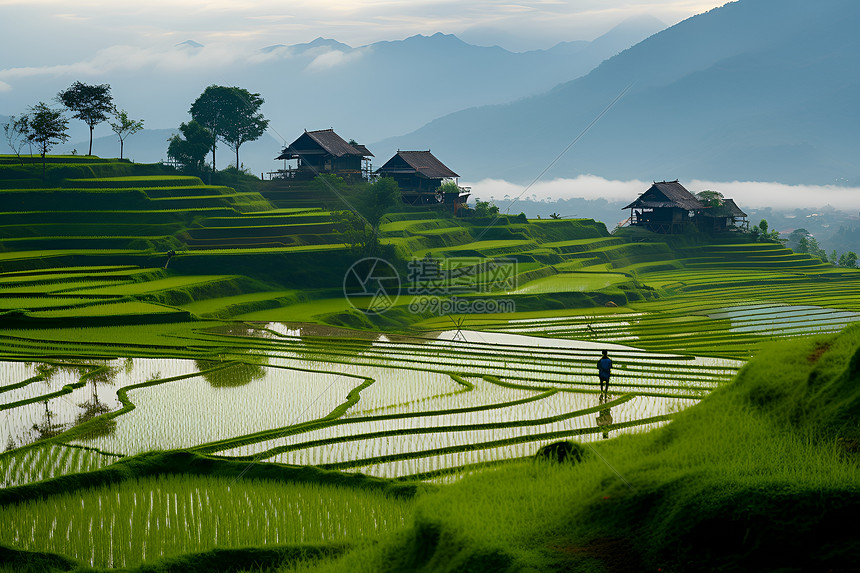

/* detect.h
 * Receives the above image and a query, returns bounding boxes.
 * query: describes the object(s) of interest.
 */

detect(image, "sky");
[0,0,731,142]
[0,0,729,66]
[2,1,856,217]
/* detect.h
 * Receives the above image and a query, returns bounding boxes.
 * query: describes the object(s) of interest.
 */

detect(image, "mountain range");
[5,0,858,188]
[1,16,664,174]
[376,0,860,186]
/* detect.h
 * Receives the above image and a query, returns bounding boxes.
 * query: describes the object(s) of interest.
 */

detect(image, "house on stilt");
[274,129,373,182]
[375,150,470,209]
[622,180,747,233]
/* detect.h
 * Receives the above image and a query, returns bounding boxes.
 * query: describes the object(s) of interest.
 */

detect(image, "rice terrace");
[0,147,856,573]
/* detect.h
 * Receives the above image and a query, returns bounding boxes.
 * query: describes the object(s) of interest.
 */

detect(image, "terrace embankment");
[6,155,858,332]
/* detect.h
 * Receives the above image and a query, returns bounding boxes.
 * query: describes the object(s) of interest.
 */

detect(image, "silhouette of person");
[597,349,612,392]
[596,392,613,439]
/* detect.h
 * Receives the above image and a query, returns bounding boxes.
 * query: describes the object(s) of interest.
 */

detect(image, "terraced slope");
[0,156,855,338]
[0,326,741,488]
[0,157,357,321]
[2,156,859,572]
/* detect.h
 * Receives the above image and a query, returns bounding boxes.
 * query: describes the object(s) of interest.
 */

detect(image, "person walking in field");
[597,350,612,392]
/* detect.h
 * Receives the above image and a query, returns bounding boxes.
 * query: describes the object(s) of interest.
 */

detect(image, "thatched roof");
[351,143,374,157]
[276,129,372,160]
[623,180,749,223]
[623,180,703,211]
[722,198,747,218]
[376,151,459,179]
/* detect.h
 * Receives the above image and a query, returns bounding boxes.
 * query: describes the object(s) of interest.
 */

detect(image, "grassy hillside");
[305,323,860,572]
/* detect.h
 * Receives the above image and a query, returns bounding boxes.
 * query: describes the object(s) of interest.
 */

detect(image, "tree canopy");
[696,190,724,209]
[56,82,113,156]
[221,89,268,170]
[167,120,214,173]
[25,102,69,176]
[750,218,780,243]
[330,176,401,256]
[473,199,500,217]
[696,190,732,217]
[796,233,827,260]
[787,228,811,251]
[355,176,401,232]
[189,85,269,172]
[838,251,858,268]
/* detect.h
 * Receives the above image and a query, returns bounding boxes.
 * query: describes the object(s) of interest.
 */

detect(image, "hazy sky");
[0,0,730,144]
[1,0,729,64]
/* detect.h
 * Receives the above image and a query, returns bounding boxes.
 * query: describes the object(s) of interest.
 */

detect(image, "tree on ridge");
[57,81,113,156]
[109,108,144,160]
[25,102,69,177]
[189,85,269,172]
[2,115,31,165]
[167,120,214,173]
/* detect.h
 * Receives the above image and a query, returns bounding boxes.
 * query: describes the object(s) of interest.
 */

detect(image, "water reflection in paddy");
[2,323,744,480]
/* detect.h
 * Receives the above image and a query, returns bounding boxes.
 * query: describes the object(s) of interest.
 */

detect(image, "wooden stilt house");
[275,129,373,181]
[700,198,749,232]
[623,180,747,233]
[375,151,470,208]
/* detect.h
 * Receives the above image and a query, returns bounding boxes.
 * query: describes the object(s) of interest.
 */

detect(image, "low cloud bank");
[0,43,302,83]
[305,48,366,71]
[464,175,860,212]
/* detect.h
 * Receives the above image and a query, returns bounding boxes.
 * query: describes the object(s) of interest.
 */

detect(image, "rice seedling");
[71,362,363,455]
[0,444,118,487]
[0,474,412,568]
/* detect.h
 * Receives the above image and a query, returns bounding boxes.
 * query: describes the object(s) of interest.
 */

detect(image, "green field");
[1,156,858,572]
[0,474,411,568]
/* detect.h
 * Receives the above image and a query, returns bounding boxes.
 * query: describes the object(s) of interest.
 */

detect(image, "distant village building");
[275,129,373,181]
[375,151,470,208]
[270,131,470,210]
[623,180,747,233]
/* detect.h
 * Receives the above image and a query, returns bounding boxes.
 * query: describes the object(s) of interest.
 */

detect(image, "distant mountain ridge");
[376,0,860,185]
[3,19,664,175]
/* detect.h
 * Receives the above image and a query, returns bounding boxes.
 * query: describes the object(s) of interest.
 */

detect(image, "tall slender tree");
[109,108,144,160]
[57,81,113,156]
[221,88,268,170]
[838,251,858,268]
[25,102,69,177]
[189,86,227,172]
[189,85,268,171]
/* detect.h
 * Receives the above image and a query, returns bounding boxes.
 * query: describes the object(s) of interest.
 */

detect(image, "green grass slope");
[290,324,860,572]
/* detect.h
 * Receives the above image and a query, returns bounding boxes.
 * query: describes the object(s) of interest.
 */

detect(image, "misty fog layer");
[466,176,860,213]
